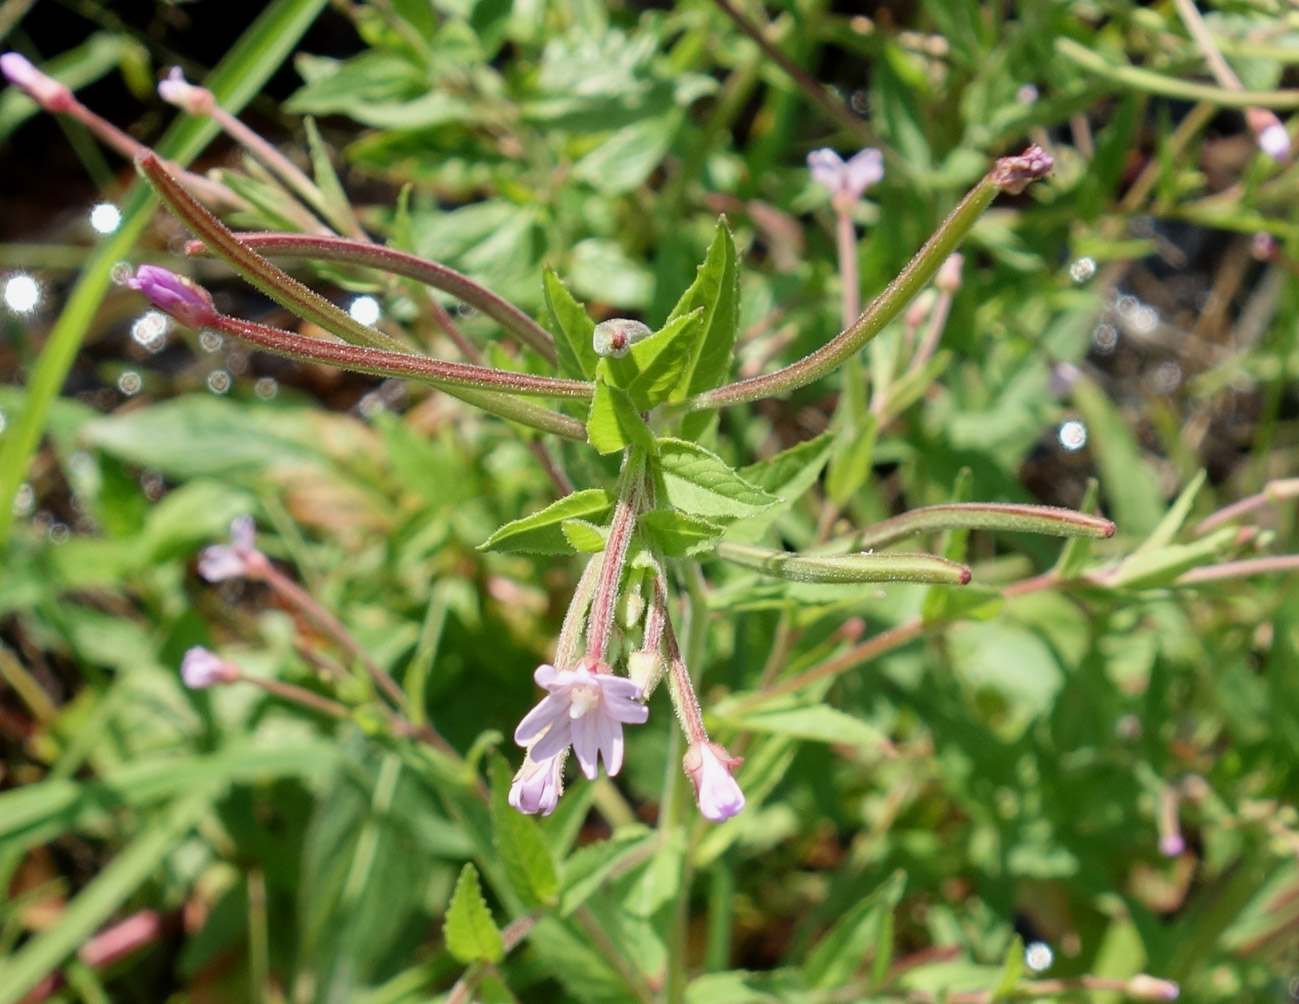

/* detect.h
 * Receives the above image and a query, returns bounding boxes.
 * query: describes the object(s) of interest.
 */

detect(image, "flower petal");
[598,713,624,777]
[570,712,600,780]
[595,675,642,700]
[604,696,649,725]
[530,721,573,762]
[515,693,570,746]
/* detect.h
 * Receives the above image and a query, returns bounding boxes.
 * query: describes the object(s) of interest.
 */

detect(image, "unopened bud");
[593,318,651,358]
[1,52,73,111]
[684,741,745,823]
[1246,107,1290,162]
[993,144,1054,193]
[1126,974,1180,1001]
[627,650,662,694]
[935,252,963,293]
[181,647,240,689]
[1251,232,1280,262]
[124,265,217,328]
[904,289,936,328]
[157,67,215,116]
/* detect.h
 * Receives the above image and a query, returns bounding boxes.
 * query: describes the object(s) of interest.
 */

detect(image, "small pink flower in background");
[1246,107,1290,162]
[181,646,240,689]
[1127,974,1180,1001]
[1158,833,1186,858]
[198,516,267,581]
[124,265,217,328]
[513,659,647,781]
[684,741,745,823]
[807,147,884,207]
[1,52,73,111]
[157,67,214,115]
[508,749,564,816]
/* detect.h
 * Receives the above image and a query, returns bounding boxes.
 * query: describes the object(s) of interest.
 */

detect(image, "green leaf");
[651,439,777,520]
[670,219,740,400]
[479,489,614,553]
[730,434,835,542]
[804,870,905,988]
[1071,375,1164,535]
[489,758,558,908]
[626,309,705,409]
[995,935,1026,997]
[1132,469,1207,556]
[544,268,599,380]
[587,378,655,455]
[559,826,654,915]
[561,519,608,553]
[444,863,504,964]
[825,415,880,505]
[638,510,724,557]
[718,702,890,750]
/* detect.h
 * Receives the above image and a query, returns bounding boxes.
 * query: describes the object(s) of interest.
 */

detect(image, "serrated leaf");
[559,826,654,915]
[638,509,724,557]
[670,218,739,399]
[444,863,504,964]
[479,489,613,553]
[544,268,598,380]
[626,309,704,409]
[489,757,558,908]
[731,434,835,541]
[587,378,656,455]
[804,870,905,988]
[562,519,608,553]
[651,439,777,520]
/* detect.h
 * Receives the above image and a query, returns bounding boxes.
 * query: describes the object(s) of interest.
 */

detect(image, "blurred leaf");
[560,826,653,915]
[444,863,504,964]
[804,870,905,988]
[718,702,890,750]
[1071,375,1164,536]
[489,757,558,908]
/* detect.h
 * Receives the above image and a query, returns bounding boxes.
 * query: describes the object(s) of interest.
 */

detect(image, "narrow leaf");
[670,218,740,398]
[479,489,613,554]
[804,870,906,988]
[444,863,504,964]
[544,268,598,380]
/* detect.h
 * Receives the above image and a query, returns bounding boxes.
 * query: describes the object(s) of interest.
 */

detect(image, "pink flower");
[1246,107,1290,162]
[684,742,745,823]
[508,750,564,816]
[1,52,73,111]
[181,646,240,689]
[198,516,267,581]
[513,660,647,780]
[807,147,884,206]
[124,266,216,328]
[157,67,215,115]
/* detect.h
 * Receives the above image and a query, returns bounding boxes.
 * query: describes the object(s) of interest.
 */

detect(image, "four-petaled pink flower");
[684,741,745,823]
[508,749,564,816]
[514,659,647,781]
[181,646,240,689]
[198,516,267,581]
[125,265,217,329]
[807,147,884,207]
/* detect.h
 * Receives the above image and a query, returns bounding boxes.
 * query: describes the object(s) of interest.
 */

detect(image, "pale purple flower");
[513,659,647,780]
[181,646,240,689]
[157,67,214,115]
[684,741,745,823]
[807,147,884,206]
[1,52,73,111]
[508,749,564,816]
[198,516,266,581]
[1158,833,1186,858]
[124,266,216,328]
[1246,107,1290,162]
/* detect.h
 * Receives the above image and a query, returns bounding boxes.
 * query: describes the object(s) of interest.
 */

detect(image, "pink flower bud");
[684,741,745,823]
[181,646,240,689]
[1246,107,1290,162]
[508,750,564,816]
[157,67,215,116]
[1158,833,1186,858]
[935,252,964,293]
[1,52,73,111]
[1127,974,1180,1001]
[124,266,217,328]
[993,144,1054,193]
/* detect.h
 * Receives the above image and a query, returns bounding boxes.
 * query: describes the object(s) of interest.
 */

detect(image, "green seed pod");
[593,318,651,358]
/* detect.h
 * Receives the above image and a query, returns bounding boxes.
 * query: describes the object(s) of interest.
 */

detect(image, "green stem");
[688,169,1002,410]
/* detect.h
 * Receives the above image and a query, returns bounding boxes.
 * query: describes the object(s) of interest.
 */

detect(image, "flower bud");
[509,750,564,816]
[157,67,215,116]
[180,646,240,689]
[683,741,745,823]
[1246,107,1290,162]
[1,52,74,112]
[904,289,936,328]
[627,650,662,694]
[1126,974,1180,1001]
[124,266,217,328]
[935,252,964,293]
[593,318,651,358]
[992,144,1053,193]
